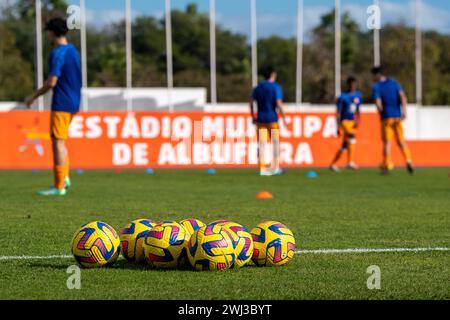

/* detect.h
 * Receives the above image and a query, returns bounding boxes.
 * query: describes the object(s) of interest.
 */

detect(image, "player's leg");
[330,134,347,172]
[381,120,394,173]
[53,138,68,190]
[270,123,284,175]
[343,121,357,169]
[257,124,270,176]
[346,134,358,170]
[38,112,72,196]
[394,120,414,174]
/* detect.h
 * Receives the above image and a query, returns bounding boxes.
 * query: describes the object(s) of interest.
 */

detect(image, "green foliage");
[0,24,33,101]
[0,2,449,105]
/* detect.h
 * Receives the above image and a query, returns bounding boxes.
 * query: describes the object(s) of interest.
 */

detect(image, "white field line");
[298,247,450,254]
[0,255,72,261]
[0,247,448,262]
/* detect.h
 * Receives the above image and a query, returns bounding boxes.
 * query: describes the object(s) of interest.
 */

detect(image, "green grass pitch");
[0,168,449,300]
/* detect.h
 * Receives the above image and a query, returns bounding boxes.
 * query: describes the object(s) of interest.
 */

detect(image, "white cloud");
[85,9,161,29]
[215,5,329,40]
[381,1,450,34]
[83,1,450,35]
[344,1,450,34]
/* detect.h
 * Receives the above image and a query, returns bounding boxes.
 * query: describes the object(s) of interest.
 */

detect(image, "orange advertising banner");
[1,111,450,169]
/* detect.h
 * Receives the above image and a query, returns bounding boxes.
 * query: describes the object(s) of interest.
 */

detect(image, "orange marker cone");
[256,191,273,199]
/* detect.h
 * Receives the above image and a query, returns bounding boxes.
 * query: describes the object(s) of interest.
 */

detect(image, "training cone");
[256,191,273,199]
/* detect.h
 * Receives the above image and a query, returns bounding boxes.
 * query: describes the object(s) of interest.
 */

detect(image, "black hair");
[371,66,383,75]
[347,76,357,86]
[262,66,276,80]
[45,17,69,37]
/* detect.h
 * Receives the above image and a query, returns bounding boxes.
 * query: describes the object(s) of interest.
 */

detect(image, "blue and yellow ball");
[71,221,121,268]
[143,221,188,269]
[250,221,296,267]
[120,219,156,263]
[180,218,205,238]
[187,224,236,271]
[214,221,254,269]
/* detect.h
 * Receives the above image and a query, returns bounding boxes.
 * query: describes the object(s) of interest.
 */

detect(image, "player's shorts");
[340,120,356,136]
[257,122,280,141]
[382,118,405,142]
[50,111,75,140]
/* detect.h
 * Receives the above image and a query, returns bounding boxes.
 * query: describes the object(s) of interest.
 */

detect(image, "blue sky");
[67,0,450,37]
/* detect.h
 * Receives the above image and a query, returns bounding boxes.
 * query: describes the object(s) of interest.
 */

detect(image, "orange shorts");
[50,111,75,140]
[340,120,356,136]
[257,122,280,141]
[382,118,405,142]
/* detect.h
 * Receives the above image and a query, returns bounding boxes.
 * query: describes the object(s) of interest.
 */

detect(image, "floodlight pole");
[373,0,381,66]
[415,0,423,106]
[335,0,341,98]
[35,0,44,111]
[125,0,133,112]
[250,0,258,88]
[165,0,174,112]
[80,0,88,111]
[296,0,304,107]
[209,0,217,107]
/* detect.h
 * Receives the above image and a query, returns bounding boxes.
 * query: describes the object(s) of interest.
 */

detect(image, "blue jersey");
[372,79,403,120]
[337,91,362,121]
[49,43,82,113]
[251,80,283,124]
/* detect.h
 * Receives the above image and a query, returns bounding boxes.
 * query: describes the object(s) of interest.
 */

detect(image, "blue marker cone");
[207,168,217,175]
[306,170,318,178]
[146,168,154,175]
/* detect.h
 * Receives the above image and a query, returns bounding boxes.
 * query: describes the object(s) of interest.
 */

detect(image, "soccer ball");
[143,221,188,269]
[179,218,205,238]
[120,219,156,263]
[187,224,236,271]
[71,221,121,268]
[250,221,296,267]
[213,221,254,269]
[209,219,232,226]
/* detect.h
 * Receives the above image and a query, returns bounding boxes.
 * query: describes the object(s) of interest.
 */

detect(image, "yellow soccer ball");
[120,219,157,263]
[71,221,121,268]
[213,221,254,269]
[179,218,206,239]
[143,221,188,269]
[250,221,296,267]
[187,224,236,271]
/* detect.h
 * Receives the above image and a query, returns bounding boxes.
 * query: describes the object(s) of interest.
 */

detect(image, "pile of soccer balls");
[71,218,296,271]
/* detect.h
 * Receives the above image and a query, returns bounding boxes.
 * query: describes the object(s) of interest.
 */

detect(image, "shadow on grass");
[25,259,196,272]
[26,259,258,274]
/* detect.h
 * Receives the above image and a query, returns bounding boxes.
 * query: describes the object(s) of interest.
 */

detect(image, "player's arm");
[399,90,408,120]
[276,99,288,127]
[355,97,362,128]
[336,98,343,135]
[354,107,361,128]
[372,84,383,115]
[275,85,287,127]
[249,98,257,124]
[374,98,383,115]
[25,76,58,108]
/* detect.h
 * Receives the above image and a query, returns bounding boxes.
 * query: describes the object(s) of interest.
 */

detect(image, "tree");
[1,2,449,105]
[0,24,33,101]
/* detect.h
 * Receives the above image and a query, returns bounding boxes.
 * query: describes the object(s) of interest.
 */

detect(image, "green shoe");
[65,176,72,189]
[37,187,67,196]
